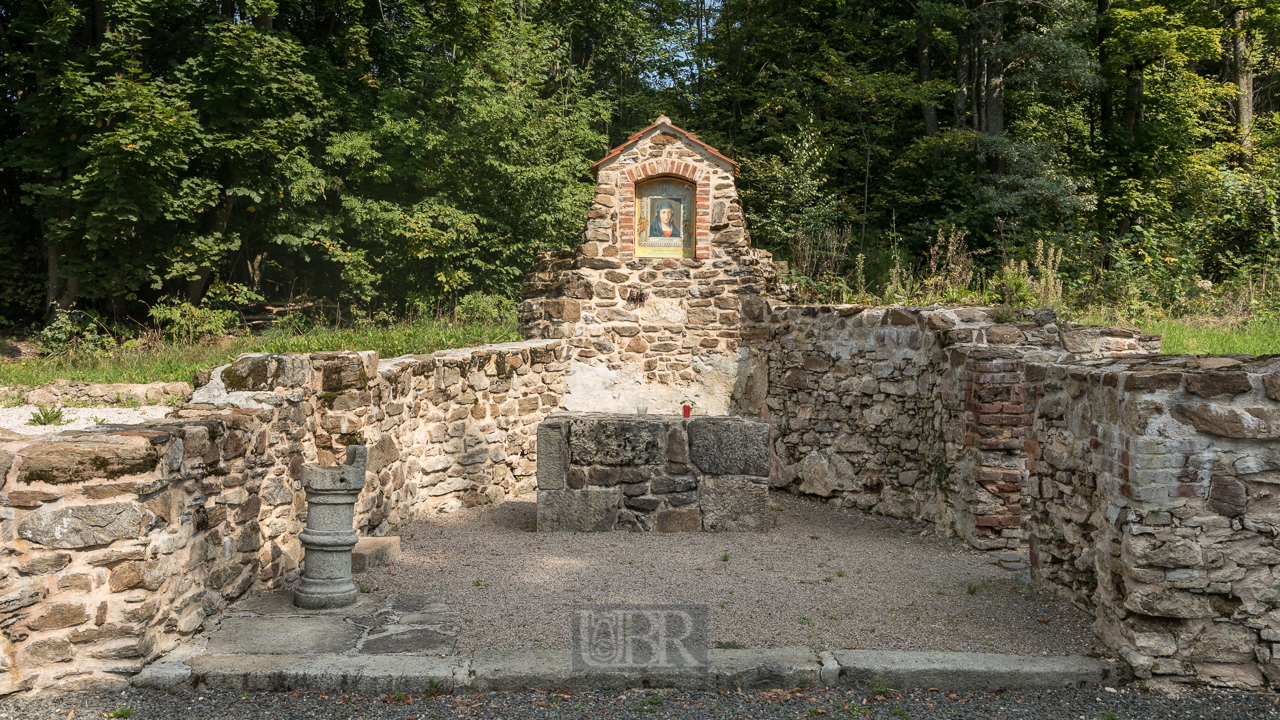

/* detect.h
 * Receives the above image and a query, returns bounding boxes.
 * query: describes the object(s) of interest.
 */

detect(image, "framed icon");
[636,179,695,258]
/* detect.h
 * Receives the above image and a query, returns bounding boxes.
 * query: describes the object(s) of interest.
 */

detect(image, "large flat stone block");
[654,507,701,532]
[833,650,1124,690]
[220,354,310,391]
[567,417,666,466]
[352,536,400,573]
[205,616,364,655]
[18,502,145,549]
[18,435,159,484]
[688,418,769,476]
[537,420,567,490]
[537,488,620,532]
[185,653,458,694]
[700,476,768,532]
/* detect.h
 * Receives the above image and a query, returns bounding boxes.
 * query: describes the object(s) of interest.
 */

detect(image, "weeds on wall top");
[773,224,1065,312]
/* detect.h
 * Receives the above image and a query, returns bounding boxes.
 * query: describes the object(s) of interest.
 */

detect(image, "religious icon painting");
[636,178,695,258]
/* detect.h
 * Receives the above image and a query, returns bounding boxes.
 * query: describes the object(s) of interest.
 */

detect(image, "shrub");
[455,292,515,324]
[39,310,117,356]
[149,299,237,342]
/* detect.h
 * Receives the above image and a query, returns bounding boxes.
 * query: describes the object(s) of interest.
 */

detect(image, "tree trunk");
[954,26,970,129]
[1099,0,1114,138]
[1232,8,1253,164]
[1123,65,1143,137]
[188,167,240,303]
[918,30,939,137]
[982,8,1004,137]
[57,273,80,313]
[44,239,61,319]
[975,40,986,133]
[91,0,106,44]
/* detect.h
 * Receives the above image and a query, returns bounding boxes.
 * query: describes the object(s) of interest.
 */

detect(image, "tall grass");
[1139,319,1280,356]
[1066,308,1280,355]
[0,317,519,387]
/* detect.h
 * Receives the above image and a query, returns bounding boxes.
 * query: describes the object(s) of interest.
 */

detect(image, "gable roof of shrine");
[590,115,740,177]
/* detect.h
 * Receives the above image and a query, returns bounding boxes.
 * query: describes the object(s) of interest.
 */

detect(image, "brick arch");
[618,159,713,260]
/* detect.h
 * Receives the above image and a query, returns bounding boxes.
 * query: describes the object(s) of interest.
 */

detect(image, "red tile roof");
[590,116,740,177]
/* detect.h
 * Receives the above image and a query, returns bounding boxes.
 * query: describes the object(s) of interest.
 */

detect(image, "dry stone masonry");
[742,303,1159,550]
[1026,354,1280,689]
[535,414,771,532]
[0,340,571,694]
[0,381,191,408]
[1,117,1274,693]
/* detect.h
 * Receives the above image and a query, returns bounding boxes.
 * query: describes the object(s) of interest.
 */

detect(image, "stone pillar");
[294,446,367,609]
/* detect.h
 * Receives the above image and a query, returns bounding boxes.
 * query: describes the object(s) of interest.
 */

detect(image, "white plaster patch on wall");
[636,298,687,324]
[561,349,750,415]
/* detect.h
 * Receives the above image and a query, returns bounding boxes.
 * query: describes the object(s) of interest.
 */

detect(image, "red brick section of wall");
[618,160,714,260]
[963,353,1029,539]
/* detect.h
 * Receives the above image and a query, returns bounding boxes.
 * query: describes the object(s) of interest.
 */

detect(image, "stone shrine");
[519,115,777,416]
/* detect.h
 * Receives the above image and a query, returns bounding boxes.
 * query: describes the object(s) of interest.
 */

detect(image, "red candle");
[682,405,691,418]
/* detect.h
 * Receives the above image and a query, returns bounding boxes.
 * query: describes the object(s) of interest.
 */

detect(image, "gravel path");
[4,684,1277,720]
[0,405,172,436]
[354,492,1100,656]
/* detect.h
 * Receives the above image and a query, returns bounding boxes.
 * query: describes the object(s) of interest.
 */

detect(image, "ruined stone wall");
[747,302,1161,552]
[1,412,295,696]
[1,340,573,695]
[0,381,192,408]
[1026,354,1280,689]
[21,297,1280,693]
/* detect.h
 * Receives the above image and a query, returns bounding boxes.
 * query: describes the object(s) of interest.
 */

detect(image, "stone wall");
[1,340,572,694]
[1025,354,1280,688]
[745,302,1160,551]
[535,414,771,532]
[1,381,192,407]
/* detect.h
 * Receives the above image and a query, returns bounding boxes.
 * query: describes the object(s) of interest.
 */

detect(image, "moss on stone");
[22,470,56,484]
[222,358,269,392]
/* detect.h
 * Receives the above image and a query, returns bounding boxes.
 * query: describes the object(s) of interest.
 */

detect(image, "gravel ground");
[0,405,173,436]
[353,492,1101,656]
[4,683,1277,720]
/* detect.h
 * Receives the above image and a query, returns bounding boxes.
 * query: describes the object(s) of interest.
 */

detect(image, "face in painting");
[647,200,681,238]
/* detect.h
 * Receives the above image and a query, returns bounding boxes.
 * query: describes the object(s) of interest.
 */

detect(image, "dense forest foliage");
[3,0,1280,329]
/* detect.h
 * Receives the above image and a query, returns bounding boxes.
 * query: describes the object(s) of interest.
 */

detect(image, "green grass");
[1138,319,1280,356]
[1068,309,1280,355]
[0,317,519,387]
[6,311,1275,390]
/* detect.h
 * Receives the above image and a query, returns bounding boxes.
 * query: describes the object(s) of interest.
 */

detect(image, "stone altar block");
[536,413,771,532]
